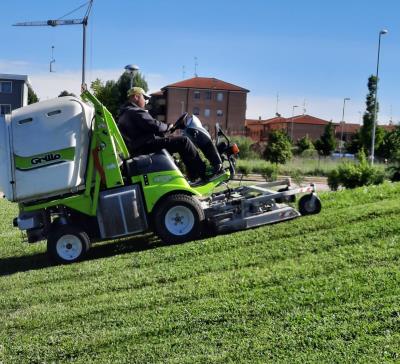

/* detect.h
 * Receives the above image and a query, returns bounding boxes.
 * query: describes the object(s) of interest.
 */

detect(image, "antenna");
[182,65,186,80]
[303,99,307,114]
[275,92,279,114]
[13,0,94,89]
[194,57,198,77]
[50,46,56,72]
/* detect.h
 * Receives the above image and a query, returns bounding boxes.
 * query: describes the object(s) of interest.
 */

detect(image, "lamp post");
[291,105,299,141]
[371,29,388,165]
[124,64,140,88]
[340,97,350,157]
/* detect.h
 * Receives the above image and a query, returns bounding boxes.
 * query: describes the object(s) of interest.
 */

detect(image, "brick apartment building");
[245,115,396,146]
[245,115,329,142]
[0,74,30,115]
[150,77,249,135]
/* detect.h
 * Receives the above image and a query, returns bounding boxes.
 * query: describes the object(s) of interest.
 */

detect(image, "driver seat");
[123,149,180,178]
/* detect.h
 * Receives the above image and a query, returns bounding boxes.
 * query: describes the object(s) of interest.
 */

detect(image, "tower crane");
[13,0,93,88]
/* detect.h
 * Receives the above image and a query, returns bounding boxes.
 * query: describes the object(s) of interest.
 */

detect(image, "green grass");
[1,183,400,363]
[236,157,386,177]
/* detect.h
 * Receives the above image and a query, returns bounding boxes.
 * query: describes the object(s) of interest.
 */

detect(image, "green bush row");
[327,151,385,190]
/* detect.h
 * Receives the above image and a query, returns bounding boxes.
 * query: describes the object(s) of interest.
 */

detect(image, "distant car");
[331,152,355,159]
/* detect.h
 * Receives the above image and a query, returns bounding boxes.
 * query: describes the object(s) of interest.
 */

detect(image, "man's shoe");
[207,164,224,179]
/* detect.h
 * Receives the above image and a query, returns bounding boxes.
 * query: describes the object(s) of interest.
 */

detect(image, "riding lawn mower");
[0,90,321,263]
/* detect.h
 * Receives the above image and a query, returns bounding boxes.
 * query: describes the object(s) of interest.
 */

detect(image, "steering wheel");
[170,112,188,133]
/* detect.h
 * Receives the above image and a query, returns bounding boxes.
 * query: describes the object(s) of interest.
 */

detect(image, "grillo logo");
[31,153,62,165]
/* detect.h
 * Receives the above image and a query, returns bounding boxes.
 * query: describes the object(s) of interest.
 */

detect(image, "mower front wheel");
[154,194,205,244]
[47,225,90,264]
[298,194,322,215]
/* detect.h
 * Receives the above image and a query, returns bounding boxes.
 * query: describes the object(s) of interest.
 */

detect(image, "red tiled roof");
[163,77,249,92]
[150,90,164,96]
[245,119,263,126]
[248,115,329,126]
[334,123,361,133]
[287,115,329,125]
[382,124,396,132]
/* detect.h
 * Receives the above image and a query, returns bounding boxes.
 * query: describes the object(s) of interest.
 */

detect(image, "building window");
[193,107,200,115]
[194,91,200,99]
[216,109,223,117]
[204,108,211,117]
[0,81,12,93]
[0,104,11,115]
[205,90,212,100]
[217,92,223,101]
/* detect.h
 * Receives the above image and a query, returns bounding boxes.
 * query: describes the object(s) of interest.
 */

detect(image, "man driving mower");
[118,87,222,182]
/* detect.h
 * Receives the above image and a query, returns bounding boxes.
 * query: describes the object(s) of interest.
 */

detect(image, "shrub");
[327,169,340,191]
[261,164,278,182]
[263,130,292,164]
[296,136,315,155]
[300,149,319,158]
[290,168,305,186]
[237,164,251,176]
[327,160,385,190]
[230,136,260,159]
[386,150,400,182]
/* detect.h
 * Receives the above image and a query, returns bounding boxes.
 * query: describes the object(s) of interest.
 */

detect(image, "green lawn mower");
[0,90,321,263]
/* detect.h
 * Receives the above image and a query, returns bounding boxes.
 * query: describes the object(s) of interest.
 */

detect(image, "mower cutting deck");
[204,178,321,233]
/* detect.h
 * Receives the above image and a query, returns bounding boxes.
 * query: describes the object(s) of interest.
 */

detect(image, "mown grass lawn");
[1,183,400,363]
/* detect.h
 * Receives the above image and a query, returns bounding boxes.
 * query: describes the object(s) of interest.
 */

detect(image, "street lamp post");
[340,97,350,157]
[124,64,140,88]
[371,29,388,165]
[291,105,299,141]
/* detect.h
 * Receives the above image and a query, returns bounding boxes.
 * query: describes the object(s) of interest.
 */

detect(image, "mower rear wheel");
[47,225,90,264]
[298,194,322,215]
[154,194,205,244]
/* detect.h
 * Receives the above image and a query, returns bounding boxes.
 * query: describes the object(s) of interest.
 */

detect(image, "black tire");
[154,194,205,244]
[47,225,90,264]
[298,194,322,215]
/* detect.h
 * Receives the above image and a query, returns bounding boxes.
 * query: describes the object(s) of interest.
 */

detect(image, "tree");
[28,85,39,104]
[296,135,315,155]
[345,132,362,154]
[376,126,400,161]
[58,90,76,97]
[314,121,336,156]
[91,72,148,118]
[359,75,385,154]
[263,130,292,164]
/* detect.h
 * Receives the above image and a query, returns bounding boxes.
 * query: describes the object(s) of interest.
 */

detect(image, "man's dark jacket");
[117,101,168,155]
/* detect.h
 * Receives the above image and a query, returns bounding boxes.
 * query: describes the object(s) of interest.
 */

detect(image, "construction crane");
[13,0,93,88]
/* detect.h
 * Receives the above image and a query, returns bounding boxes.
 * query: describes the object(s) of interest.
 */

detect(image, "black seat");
[123,149,180,177]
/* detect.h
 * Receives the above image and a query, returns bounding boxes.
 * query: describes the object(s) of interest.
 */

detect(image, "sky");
[1,0,400,124]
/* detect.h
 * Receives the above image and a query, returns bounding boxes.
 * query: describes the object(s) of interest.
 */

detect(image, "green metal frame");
[20,90,230,218]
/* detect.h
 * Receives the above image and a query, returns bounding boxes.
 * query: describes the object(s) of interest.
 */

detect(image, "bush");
[263,130,292,164]
[327,160,385,190]
[230,136,260,159]
[327,169,340,191]
[386,150,400,182]
[261,164,278,182]
[290,168,305,186]
[296,136,315,155]
[237,164,251,176]
[300,149,318,158]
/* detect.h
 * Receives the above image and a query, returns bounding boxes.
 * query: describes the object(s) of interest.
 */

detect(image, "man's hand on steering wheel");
[169,112,188,133]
